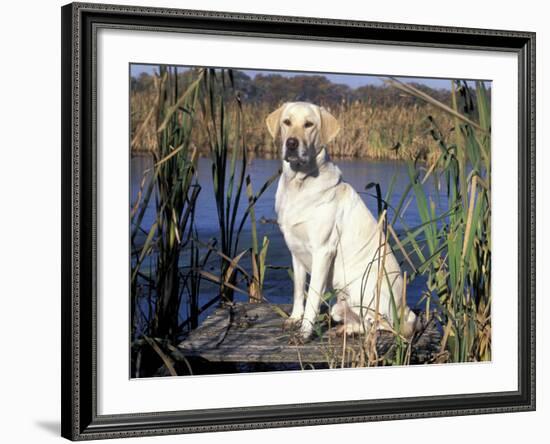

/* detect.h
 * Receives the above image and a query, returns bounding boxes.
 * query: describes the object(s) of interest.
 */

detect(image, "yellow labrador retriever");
[266,102,418,340]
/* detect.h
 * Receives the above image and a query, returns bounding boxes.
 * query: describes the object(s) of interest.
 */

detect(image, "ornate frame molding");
[61,2,535,440]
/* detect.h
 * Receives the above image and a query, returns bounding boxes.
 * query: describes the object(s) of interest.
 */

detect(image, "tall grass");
[132,88,455,161]
[370,79,491,363]
[130,68,280,358]
[197,69,279,303]
[131,66,202,342]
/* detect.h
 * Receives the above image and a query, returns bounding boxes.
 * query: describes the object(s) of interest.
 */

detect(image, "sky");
[130,64,490,90]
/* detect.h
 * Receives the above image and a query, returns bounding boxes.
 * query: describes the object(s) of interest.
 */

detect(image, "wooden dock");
[176,303,442,368]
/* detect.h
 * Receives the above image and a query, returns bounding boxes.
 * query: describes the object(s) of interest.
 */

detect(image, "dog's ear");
[320,107,340,145]
[266,104,286,139]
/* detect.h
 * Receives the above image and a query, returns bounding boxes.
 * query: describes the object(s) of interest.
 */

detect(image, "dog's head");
[265,102,340,169]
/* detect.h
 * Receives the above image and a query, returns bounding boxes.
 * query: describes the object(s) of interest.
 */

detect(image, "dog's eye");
[283,119,291,126]
[304,121,314,128]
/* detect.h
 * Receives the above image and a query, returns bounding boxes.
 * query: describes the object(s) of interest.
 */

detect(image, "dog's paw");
[328,325,346,338]
[287,334,306,345]
[297,323,313,341]
[282,317,301,331]
[287,323,313,345]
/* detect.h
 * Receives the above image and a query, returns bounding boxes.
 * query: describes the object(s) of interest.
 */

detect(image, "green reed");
[130,66,203,342]
[198,69,279,303]
[385,79,491,363]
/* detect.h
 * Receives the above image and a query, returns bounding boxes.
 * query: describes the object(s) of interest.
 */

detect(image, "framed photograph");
[61,2,536,440]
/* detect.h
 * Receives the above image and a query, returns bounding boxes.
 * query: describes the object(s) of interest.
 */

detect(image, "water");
[131,155,448,326]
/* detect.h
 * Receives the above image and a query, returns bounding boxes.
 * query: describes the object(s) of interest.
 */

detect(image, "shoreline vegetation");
[130,66,491,377]
[130,69,490,162]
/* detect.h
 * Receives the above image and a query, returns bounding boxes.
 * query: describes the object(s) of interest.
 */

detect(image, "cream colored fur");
[266,102,417,340]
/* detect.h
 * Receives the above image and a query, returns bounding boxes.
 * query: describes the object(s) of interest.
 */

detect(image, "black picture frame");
[61,2,536,440]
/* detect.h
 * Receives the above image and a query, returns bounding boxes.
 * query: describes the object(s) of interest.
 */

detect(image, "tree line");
[130,68,465,108]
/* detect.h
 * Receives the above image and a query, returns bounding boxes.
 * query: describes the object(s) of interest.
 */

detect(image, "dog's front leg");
[299,248,334,340]
[284,255,307,329]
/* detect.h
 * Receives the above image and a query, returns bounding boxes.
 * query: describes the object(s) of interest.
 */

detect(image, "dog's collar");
[293,145,329,183]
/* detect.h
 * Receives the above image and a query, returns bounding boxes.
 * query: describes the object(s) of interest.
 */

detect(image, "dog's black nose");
[286,137,299,151]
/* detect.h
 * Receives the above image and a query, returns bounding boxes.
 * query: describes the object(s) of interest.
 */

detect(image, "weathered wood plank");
[177,303,441,365]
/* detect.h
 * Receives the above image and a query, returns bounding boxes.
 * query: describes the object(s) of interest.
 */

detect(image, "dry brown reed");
[131,90,453,162]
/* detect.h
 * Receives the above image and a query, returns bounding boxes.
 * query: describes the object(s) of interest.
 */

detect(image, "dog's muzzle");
[284,137,301,162]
